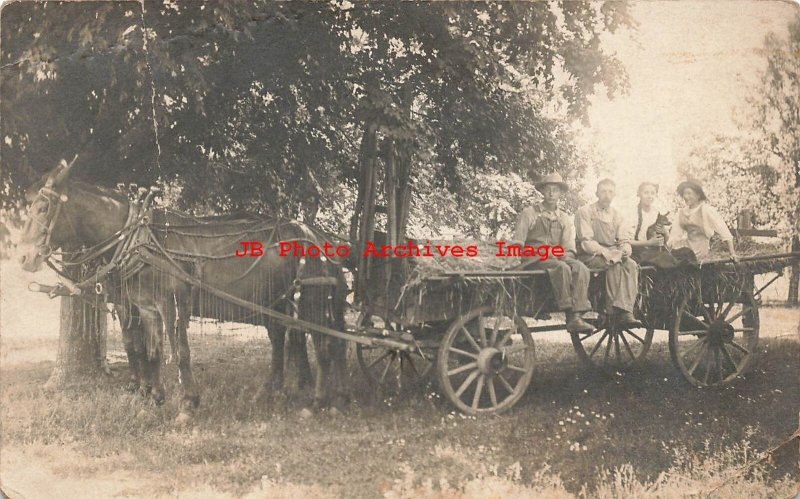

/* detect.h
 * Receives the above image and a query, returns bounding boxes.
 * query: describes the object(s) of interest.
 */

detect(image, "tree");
[683,15,800,304]
[1,1,632,379]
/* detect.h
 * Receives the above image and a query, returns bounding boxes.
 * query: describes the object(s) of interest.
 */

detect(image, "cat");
[635,211,697,268]
[645,211,671,241]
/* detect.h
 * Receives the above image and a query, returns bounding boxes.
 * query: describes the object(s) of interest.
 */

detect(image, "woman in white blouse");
[668,179,738,261]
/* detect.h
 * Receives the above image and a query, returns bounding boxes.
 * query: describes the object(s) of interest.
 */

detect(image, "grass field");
[1,259,798,497]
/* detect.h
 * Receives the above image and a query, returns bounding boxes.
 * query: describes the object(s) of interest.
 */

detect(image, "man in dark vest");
[512,173,594,333]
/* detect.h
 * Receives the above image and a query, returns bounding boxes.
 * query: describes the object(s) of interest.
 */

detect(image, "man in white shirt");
[575,179,640,327]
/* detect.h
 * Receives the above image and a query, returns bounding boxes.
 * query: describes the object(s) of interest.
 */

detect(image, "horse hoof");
[151,391,165,406]
[299,408,313,420]
[174,412,193,427]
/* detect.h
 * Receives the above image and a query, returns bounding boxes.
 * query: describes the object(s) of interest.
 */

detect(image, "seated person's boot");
[566,311,594,333]
[613,308,641,328]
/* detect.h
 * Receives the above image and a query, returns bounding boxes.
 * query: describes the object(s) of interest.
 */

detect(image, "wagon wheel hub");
[708,320,734,345]
[477,347,505,375]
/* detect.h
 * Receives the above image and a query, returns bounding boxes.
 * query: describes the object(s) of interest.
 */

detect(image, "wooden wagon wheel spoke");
[459,326,482,352]
[670,289,760,388]
[494,328,513,349]
[471,375,485,410]
[496,373,514,393]
[687,342,709,376]
[613,332,622,364]
[487,378,498,407]
[718,300,737,321]
[356,318,435,399]
[728,341,750,355]
[501,343,528,355]
[702,348,713,385]
[720,344,739,371]
[449,347,479,360]
[725,307,753,325]
[676,329,708,336]
[366,350,394,370]
[437,306,535,415]
[504,364,528,374]
[603,330,613,364]
[403,353,427,378]
[578,330,600,342]
[447,361,478,377]
[620,331,636,360]
[681,338,705,360]
[682,310,709,329]
[455,370,480,398]
[379,354,396,384]
[625,329,646,344]
[588,329,610,358]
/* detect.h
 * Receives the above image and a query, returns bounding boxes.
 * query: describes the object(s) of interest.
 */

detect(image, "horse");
[18,161,348,424]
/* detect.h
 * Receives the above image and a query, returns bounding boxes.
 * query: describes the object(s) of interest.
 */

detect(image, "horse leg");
[284,328,312,397]
[165,294,178,364]
[265,318,285,392]
[310,332,329,409]
[172,292,199,424]
[328,288,350,410]
[118,305,145,392]
[138,308,165,405]
[283,296,313,396]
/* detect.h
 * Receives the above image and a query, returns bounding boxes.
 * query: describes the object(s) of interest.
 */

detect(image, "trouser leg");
[605,258,639,313]
[564,257,591,312]
[530,259,572,310]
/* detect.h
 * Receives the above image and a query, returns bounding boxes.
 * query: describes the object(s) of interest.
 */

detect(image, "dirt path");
[1,444,331,499]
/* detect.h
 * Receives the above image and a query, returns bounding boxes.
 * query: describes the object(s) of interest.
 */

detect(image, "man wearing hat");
[575,178,640,327]
[512,172,594,333]
[669,179,737,261]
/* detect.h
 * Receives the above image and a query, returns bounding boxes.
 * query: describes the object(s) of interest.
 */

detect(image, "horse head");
[18,156,80,272]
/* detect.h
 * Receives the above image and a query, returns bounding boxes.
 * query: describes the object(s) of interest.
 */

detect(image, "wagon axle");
[706,320,735,345]
[477,348,506,375]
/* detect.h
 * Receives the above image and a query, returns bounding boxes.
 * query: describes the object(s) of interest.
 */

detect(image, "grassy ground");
[1,330,798,497]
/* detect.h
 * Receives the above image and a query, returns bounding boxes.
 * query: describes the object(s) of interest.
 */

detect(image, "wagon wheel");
[356,344,434,395]
[436,305,535,415]
[570,319,654,375]
[355,315,434,396]
[669,288,759,387]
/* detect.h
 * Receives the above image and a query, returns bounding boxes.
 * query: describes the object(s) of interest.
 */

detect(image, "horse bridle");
[28,185,70,259]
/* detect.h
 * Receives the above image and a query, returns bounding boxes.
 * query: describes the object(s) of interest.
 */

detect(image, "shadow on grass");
[1,334,797,498]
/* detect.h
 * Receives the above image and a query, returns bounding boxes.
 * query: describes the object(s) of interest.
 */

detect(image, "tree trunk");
[44,290,109,389]
[788,236,799,306]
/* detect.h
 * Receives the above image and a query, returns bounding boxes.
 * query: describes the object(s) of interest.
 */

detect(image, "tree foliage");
[683,15,800,238]
[2,0,629,236]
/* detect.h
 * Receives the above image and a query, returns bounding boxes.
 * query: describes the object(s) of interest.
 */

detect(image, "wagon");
[348,250,799,415]
[24,162,800,417]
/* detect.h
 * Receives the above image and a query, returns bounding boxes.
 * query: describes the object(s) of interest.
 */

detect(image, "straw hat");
[535,172,568,192]
[676,179,707,201]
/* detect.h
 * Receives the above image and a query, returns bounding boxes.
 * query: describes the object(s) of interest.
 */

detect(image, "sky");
[583,0,798,208]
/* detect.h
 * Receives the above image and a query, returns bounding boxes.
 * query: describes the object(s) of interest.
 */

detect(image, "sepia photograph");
[1,0,798,497]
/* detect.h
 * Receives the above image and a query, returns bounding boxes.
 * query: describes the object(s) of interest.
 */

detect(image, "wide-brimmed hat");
[535,172,568,192]
[676,179,707,201]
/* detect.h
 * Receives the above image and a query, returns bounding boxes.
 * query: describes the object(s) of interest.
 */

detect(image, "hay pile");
[409,239,519,276]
